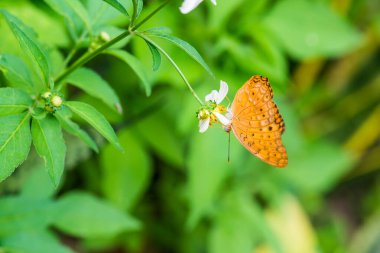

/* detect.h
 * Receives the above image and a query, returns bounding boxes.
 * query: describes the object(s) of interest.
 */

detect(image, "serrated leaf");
[105,49,152,96]
[31,116,66,187]
[65,68,122,113]
[263,0,362,59]
[103,0,129,17]
[65,101,122,151]
[0,113,31,183]
[1,10,51,87]
[0,54,34,91]
[145,31,213,76]
[144,39,161,71]
[0,197,54,236]
[55,108,98,152]
[101,129,152,211]
[52,191,140,238]
[0,88,33,116]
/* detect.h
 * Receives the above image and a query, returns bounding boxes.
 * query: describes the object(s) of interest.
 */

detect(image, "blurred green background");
[1,0,380,252]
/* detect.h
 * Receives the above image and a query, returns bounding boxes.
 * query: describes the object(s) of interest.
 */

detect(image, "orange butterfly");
[197,75,288,168]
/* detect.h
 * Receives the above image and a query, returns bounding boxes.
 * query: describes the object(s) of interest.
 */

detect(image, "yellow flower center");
[198,109,210,120]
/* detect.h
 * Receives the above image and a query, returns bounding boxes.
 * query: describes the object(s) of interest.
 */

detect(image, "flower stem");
[137,32,203,105]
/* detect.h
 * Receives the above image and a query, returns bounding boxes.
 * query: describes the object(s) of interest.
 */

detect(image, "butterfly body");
[228,75,288,168]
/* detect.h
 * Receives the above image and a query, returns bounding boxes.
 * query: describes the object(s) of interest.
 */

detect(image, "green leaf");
[136,0,143,19]
[55,108,98,152]
[145,31,213,76]
[105,49,152,96]
[0,54,34,91]
[2,230,74,253]
[1,10,51,87]
[0,113,31,183]
[65,68,122,113]
[0,197,54,236]
[65,101,122,151]
[31,116,66,187]
[101,128,152,211]
[263,0,362,59]
[52,192,140,238]
[0,88,33,116]
[144,39,161,71]
[103,0,129,17]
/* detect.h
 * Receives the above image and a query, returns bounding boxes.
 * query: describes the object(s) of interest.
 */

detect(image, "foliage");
[0,0,379,252]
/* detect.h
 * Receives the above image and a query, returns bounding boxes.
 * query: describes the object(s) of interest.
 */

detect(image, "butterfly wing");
[231,75,288,168]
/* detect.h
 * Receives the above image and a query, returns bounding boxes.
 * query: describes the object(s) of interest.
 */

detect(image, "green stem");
[131,0,170,31]
[137,32,203,105]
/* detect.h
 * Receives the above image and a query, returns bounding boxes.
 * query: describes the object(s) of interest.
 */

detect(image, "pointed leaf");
[1,10,51,87]
[65,68,121,113]
[105,49,152,96]
[52,191,140,238]
[65,101,122,151]
[55,108,98,152]
[0,113,31,182]
[136,0,143,19]
[31,116,66,186]
[144,40,161,71]
[0,88,33,116]
[145,31,213,76]
[0,54,34,91]
[103,0,129,17]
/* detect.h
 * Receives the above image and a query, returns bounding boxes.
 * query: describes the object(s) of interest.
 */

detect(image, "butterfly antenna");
[228,131,231,163]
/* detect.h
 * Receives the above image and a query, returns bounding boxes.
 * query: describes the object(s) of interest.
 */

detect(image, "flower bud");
[42,91,51,99]
[51,95,63,107]
[100,31,111,42]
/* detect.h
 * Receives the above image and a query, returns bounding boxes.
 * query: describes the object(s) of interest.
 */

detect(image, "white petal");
[205,90,219,102]
[210,0,217,5]
[225,107,233,120]
[216,80,228,104]
[199,117,210,133]
[213,112,231,126]
[179,0,204,14]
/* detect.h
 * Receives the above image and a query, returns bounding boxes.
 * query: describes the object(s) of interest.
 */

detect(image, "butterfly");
[226,75,288,168]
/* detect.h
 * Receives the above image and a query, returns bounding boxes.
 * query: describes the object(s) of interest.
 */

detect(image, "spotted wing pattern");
[231,75,288,167]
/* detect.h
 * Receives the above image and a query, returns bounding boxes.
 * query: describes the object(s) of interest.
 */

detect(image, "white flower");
[198,80,231,133]
[180,0,217,14]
